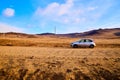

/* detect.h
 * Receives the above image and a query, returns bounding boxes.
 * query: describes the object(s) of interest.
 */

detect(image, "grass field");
[0,37,120,48]
[0,38,120,80]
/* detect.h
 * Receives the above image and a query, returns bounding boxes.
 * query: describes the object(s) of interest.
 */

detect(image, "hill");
[0,32,38,38]
[37,28,120,38]
[0,28,120,39]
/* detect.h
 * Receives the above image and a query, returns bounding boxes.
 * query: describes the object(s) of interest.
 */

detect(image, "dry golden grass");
[0,37,120,48]
[0,37,120,80]
[0,46,120,80]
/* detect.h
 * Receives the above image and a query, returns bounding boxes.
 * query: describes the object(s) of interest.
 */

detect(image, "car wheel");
[89,45,94,48]
[73,44,78,48]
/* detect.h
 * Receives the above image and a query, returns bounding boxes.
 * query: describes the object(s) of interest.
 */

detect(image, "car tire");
[89,45,94,48]
[73,44,78,48]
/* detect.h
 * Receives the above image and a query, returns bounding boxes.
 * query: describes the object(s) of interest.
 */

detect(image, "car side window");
[79,39,92,42]
[86,39,92,42]
[79,39,84,42]
[84,39,86,42]
[82,39,93,42]
[86,40,88,42]
[80,39,86,42]
[88,39,93,42]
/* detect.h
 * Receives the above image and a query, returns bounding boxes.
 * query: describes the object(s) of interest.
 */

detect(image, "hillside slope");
[0,28,120,38]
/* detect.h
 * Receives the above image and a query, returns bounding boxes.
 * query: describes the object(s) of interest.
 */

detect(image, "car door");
[78,39,86,47]
[85,39,91,47]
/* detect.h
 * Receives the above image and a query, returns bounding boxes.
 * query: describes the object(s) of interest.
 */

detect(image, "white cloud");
[34,0,107,25]
[35,0,74,16]
[33,0,115,33]
[34,0,83,24]
[0,22,24,33]
[87,6,98,11]
[2,8,15,17]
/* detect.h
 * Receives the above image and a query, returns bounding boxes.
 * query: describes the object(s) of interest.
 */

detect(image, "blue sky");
[0,0,120,34]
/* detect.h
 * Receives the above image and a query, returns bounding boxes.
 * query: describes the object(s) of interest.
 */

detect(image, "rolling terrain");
[0,28,119,48]
[0,28,120,80]
[0,28,120,38]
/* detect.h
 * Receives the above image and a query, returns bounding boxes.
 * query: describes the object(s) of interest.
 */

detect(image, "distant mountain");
[0,32,37,38]
[0,28,120,38]
[82,28,120,36]
[80,28,120,38]
[57,28,120,38]
[37,33,55,35]
[64,28,120,38]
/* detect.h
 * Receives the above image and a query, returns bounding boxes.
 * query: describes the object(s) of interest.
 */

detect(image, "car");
[71,39,96,48]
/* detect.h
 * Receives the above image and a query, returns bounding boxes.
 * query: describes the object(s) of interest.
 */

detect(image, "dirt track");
[0,46,120,80]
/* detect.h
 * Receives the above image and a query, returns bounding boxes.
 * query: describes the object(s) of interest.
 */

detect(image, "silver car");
[71,39,96,48]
